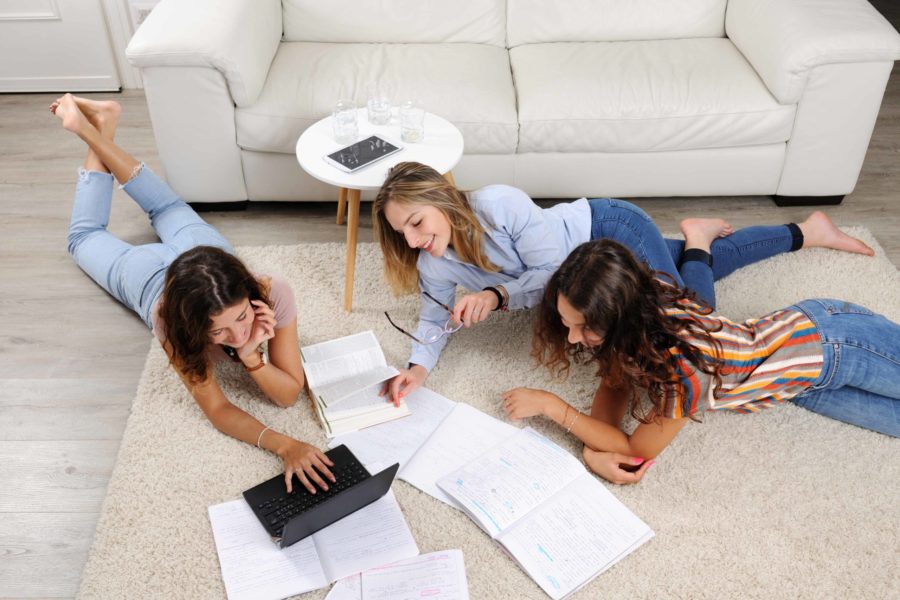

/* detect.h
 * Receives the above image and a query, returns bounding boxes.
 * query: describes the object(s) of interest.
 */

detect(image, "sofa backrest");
[507,0,726,47]
[282,0,507,46]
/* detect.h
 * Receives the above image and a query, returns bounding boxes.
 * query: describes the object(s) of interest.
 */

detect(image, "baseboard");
[772,194,845,207]
[188,200,250,212]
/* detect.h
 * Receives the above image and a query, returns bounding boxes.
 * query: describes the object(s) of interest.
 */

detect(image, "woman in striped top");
[501,239,900,484]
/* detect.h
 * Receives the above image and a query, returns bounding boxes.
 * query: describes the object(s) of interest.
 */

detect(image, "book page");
[322,381,398,419]
[301,331,387,390]
[497,475,654,600]
[329,387,456,469]
[435,428,585,537]
[400,403,518,506]
[361,549,469,600]
[208,500,328,600]
[316,365,400,408]
[314,490,419,582]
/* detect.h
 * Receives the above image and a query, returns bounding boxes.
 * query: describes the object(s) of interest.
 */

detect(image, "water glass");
[400,100,425,143]
[332,99,358,145]
[366,85,391,126]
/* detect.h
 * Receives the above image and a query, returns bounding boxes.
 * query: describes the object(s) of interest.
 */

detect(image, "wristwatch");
[244,348,268,372]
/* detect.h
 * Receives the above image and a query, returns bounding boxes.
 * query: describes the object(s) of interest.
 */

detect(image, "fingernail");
[634,457,645,465]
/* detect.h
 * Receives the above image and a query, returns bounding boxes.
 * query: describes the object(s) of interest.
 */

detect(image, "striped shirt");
[662,301,824,418]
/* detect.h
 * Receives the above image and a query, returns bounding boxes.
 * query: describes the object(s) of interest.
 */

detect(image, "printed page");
[315,364,400,408]
[321,381,399,419]
[301,331,387,390]
[329,387,456,469]
[435,428,585,537]
[208,500,328,600]
[361,549,469,600]
[314,490,419,582]
[497,475,654,600]
[400,403,518,506]
[325,575,361,600]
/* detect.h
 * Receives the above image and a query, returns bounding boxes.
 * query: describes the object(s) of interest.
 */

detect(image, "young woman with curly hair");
[502,239,899,485]
[52,94,333,494]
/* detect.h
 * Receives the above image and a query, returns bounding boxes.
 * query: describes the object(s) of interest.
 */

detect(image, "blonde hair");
[373,162,499,295]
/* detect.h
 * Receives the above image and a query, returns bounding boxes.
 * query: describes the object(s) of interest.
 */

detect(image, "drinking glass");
[332,99,358,144]
[400,100,425,143]
[366,84,391,126]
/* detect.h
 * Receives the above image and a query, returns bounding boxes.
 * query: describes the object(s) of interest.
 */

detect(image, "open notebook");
[437,428,654,600]
[330,390,653,599]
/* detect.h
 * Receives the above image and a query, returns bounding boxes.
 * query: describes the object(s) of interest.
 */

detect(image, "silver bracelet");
[256,425,272,448]
[566,411,580,434]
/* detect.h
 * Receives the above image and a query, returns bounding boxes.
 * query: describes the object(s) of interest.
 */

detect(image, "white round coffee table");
[296,108,464,312]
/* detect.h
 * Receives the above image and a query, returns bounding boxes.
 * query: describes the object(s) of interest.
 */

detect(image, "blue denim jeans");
[790,299,900,437]
[588,199,794,308]
[67,166,233,328]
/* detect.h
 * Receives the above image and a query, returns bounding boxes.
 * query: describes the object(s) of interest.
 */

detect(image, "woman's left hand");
[238,299,276,359]
[452,291,498,327]
[502,387,561,420]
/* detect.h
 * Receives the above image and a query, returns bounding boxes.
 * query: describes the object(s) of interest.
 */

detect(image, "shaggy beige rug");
[79,230,900,599]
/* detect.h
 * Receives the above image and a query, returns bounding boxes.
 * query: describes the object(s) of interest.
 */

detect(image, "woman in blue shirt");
[373,161,875,407]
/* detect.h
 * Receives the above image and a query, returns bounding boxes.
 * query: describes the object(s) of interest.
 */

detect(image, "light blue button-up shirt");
[409,185,591,371]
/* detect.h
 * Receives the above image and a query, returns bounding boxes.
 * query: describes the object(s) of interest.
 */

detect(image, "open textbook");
[208,489,418,600]
[437,428,654,600]
[325,550,470,600]
[330,388,517,505]
[301,331,409,436]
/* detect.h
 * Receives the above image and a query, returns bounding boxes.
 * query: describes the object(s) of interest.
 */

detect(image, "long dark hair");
[159,246,269,384]
[533,239,723,423]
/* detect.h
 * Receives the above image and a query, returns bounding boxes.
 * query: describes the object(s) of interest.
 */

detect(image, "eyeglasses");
[384,291,463,345]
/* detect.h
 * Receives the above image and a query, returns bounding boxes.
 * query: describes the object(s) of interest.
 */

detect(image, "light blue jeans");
[67,166,233,328]
[589,198,798,308]
[790,299,900,437]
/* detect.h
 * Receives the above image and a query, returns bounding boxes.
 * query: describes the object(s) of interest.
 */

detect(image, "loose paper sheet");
[361,549,469,600]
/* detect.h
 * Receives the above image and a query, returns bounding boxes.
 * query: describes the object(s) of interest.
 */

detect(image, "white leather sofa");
[127,0,900,206]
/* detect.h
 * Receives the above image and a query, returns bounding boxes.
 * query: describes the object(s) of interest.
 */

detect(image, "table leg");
[343,188,361,312]
[336,187,347,225]
[443,170,456,186]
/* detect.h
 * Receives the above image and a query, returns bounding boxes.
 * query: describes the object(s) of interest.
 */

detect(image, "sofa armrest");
[126,0,282,107]
[726,0,900,104]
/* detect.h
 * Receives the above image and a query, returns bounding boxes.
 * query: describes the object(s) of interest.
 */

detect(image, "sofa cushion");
[283,0,506,47]
[507,0,726,47]
[235,42,518,155]
[511,38,796,154]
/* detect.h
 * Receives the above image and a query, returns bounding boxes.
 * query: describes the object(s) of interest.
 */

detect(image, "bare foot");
[70,96,121,135]
[798,211,874,256]
[52,94,90,134]
[680,218,734,251]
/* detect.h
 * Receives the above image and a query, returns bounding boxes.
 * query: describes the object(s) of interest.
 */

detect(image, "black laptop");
[243,444,399,548]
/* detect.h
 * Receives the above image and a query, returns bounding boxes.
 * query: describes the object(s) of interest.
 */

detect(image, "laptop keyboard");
[256,461,370,537]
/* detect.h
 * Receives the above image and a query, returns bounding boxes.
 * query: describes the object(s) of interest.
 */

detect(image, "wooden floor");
[2,60,898,599]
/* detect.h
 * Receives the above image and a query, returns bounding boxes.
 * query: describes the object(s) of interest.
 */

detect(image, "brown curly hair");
[159,246,269,385]
[532,239,723,423]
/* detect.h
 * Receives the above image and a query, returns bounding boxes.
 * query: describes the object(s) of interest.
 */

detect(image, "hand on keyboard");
[257,460,371,538]
[276,439,336,494]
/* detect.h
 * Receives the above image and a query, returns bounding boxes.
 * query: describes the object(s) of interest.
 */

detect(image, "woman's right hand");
[583,448,653,485]
[276,438,336,494]
[380,365,428,406]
